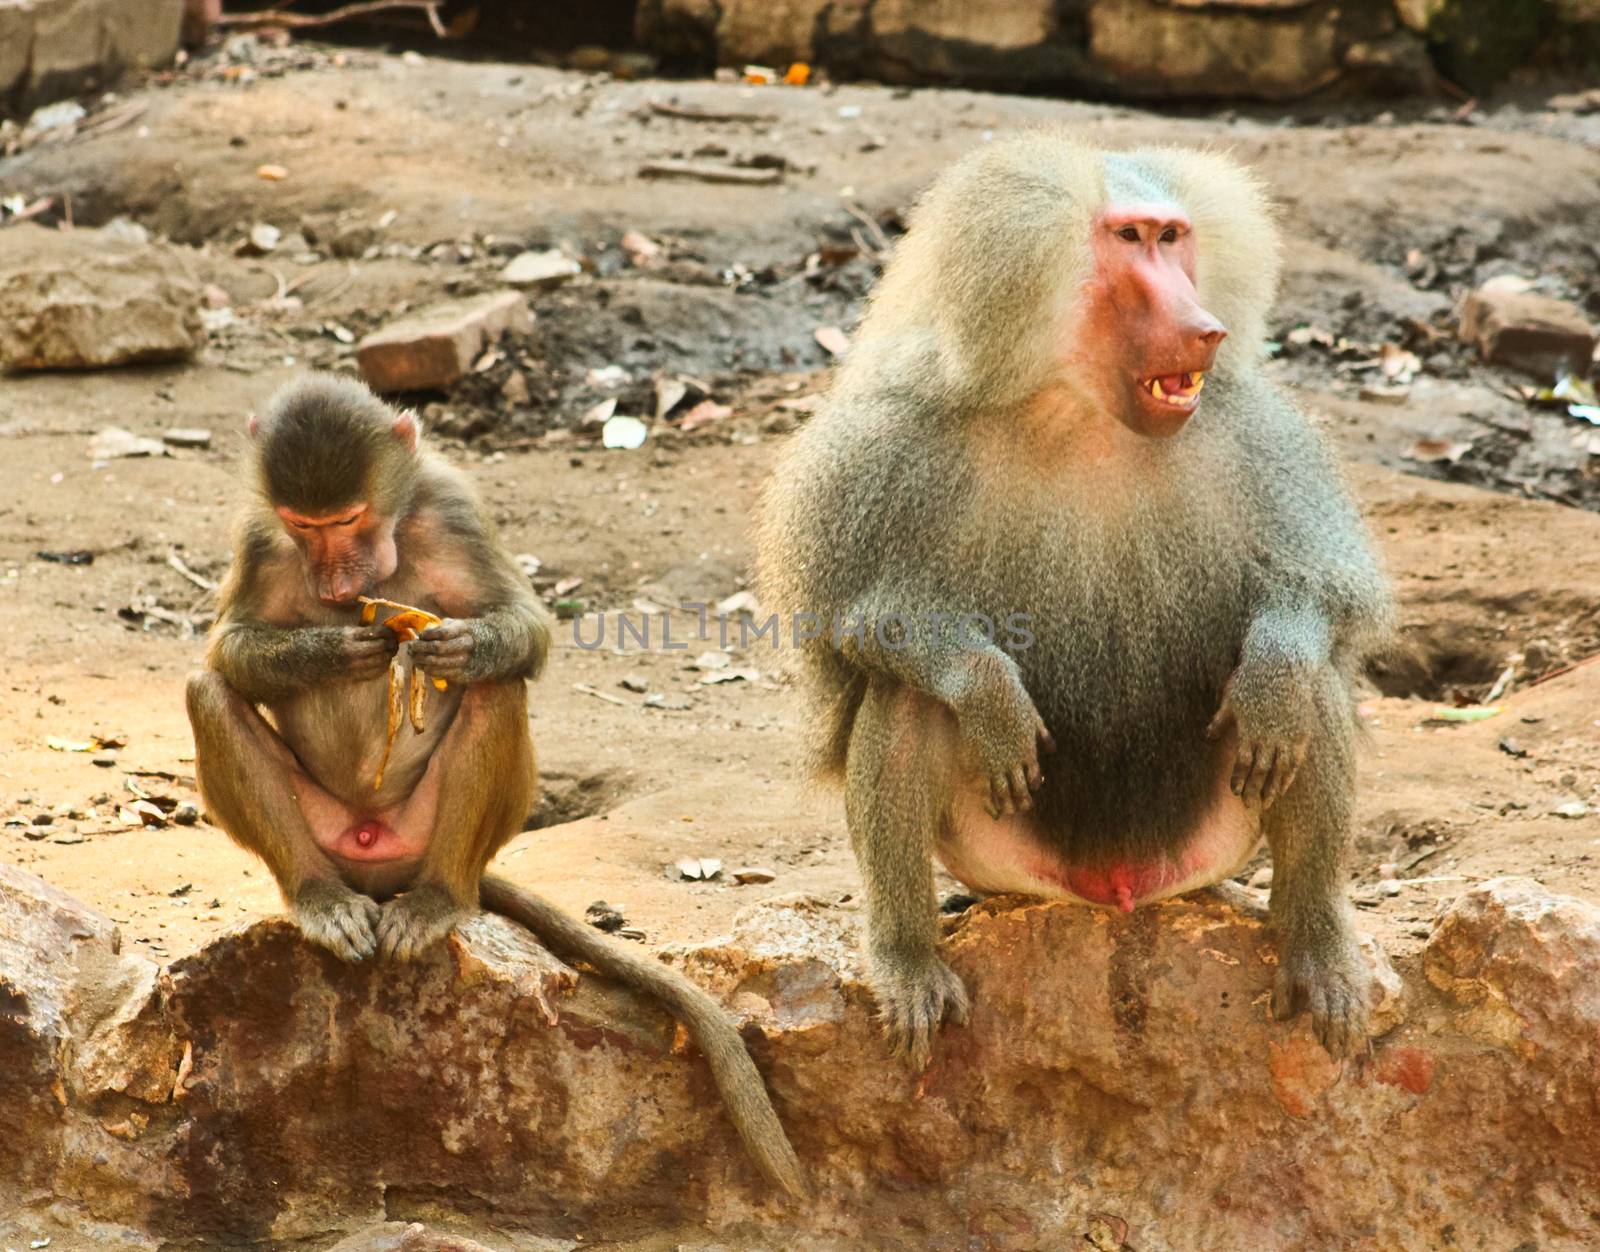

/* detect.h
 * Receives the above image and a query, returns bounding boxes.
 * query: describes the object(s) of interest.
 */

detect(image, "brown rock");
[324,1222,499,1252]
[1087,0,1341,99]
[5,867,1600,1248]
[357,291,532,393]
[0,864,144,1192]
[0,225,203,371]
[0,0,182,111]
[1458,277,1597,380]
[637,0,1380,99]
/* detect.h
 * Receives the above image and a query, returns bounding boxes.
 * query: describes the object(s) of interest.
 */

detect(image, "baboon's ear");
[393,409,420,452]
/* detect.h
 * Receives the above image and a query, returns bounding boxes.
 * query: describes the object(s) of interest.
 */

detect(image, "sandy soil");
[2,42,1599,981]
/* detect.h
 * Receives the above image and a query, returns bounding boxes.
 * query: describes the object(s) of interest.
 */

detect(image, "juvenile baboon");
[188,373,802,1194]
[757,133,1395,1067]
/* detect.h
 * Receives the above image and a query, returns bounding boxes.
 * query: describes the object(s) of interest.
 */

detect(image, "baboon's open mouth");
[1142,371,1206,409]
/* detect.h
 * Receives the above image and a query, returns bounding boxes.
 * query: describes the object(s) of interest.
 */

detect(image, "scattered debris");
[217,0,449,34]
[1548,88,1600,114]
[676,856,723,881]
[236,223,282,256]
[679,400,732,431]
[699,667,760,685]
[621,230,664,268]
[647,101,777,124]
[1360,383,1410,404]
[639,160,783,186]
[601,414,649,449]
[89,427,169,460]
[813,326,849,358]
[619,675,650,693]
[500,249,582,289]
[256,164,289,181]
[1553,801,1591,819]
[1498,738,1529,759]
[36,550,93,566]
[1403,437,1473,465]
[732,866,777,884]
[167,550,219,592]
[1426,705,1502,724]
[573,682,628,706]
[585,900,626,932]
[162,428,212,450]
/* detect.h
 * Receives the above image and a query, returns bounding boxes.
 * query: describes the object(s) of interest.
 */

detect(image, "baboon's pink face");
[275,503,398,605]
[1077,204,1227,439]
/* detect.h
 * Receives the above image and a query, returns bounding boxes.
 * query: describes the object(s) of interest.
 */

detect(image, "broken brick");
[1458,277,1597,381]
[356,290,531,392]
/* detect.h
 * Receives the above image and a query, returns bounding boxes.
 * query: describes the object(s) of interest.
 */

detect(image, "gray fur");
[756,134,1395,1065]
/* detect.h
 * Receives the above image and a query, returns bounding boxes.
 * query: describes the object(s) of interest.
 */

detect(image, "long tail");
[480,874,805,1197]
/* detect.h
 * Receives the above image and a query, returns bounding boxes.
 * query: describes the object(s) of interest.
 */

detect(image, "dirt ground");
[3,41,1600,986]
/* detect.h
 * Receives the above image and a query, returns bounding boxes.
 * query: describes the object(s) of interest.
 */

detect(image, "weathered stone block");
[1088,0,1342,98]
[5,867,1600,1248]
[0,0,182,111]
[0,224,203,371]
[357,291,532,393]
[1459,277,1597,381]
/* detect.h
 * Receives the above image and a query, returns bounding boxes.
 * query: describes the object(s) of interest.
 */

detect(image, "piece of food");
[373,651,407,791]
[408,660,428,734]
[359,595,449,689]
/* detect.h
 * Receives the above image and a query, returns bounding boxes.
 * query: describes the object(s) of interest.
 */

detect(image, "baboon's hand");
[869,954,970,1071]
[334,624,400,682]
[293,879,381,961]
[377,883,469,962]
[410,619,479,683]
[955,652,1056,818]
[1273,934,1373,1060]
[1207,661,1316,808]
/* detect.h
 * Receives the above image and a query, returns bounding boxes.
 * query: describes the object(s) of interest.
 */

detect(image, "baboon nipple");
[355,823,379,848]
[1115,884,1135,913]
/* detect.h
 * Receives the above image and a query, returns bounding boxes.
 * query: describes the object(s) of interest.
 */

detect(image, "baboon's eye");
[1117,226,1140,243]
[1159,226,1179,244]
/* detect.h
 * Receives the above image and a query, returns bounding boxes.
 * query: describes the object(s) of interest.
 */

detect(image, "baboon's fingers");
[1262,755,1300,808]
[1230,746,1256,795]
[1243,746,1277,804]
[1271,966,1301,1021]
[1008,766,1032,812]
[984,795,1003,820]
[945,978,972,1027]
[1207,705,1235,740]
[339,898,380,960]
[993,774,1017,816]
[1036,720,1057,755]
